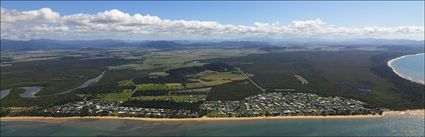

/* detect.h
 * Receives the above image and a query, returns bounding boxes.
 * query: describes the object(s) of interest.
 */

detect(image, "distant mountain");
[331,38,425,46]
[0,39,140,51]
[1,39,423,51]
[139,41,184,49]
[1,39,65,51]
[0,39,271,51]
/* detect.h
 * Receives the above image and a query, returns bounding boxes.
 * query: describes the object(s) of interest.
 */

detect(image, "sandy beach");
[387,53,425,85]
[1,110,423,122]
[383,109,425,116]
[0,115,383,122]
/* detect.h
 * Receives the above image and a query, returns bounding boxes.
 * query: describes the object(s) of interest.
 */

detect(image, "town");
[43,100,200,118]
[40,92,383,118]
[202,92,383,117]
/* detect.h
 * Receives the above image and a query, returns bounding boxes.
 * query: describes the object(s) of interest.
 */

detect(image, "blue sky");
[2,1,424,27]
[1,1,424,40]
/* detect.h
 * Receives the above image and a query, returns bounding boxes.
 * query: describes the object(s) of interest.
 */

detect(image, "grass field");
[100,89,134,101]
[185,70,247,89]
[135,84,167,91]
[165,83,185,90]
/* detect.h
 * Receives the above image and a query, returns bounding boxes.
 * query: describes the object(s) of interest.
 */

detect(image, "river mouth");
[0,71,106,99]
[1,86,43,99]
[20,86,43,98]
[0,89,12,99]
[53,71,105,95]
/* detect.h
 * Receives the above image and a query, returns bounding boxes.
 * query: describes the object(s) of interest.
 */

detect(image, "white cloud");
[33,24,69,32]
[1,7,59,23]
[1,8,424,40]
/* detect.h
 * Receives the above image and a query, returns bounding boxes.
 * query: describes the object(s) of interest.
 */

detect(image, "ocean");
[1,115,424,136]
[389,53,425,85]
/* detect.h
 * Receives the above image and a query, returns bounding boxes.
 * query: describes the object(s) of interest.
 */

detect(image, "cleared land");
[99,90,134,101]
[294,75,309,84]
[185,70,247,88]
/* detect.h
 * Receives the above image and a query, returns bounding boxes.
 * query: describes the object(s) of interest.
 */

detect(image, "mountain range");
[1,39,423,51]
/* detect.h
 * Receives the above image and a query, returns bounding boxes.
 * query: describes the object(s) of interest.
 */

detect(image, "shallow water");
[390,53,425,84]
[0,89,12,99]
[19,86,43,98]
[1,71,105,98]
[1,115,424,136]
[54,71,106,95]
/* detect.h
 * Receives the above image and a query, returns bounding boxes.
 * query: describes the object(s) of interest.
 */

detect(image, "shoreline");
[387,53,425,85]
[0,115,384,122]
[1,109,423,122]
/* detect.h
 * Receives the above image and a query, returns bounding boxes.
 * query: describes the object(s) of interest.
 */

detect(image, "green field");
[135,84,168,91]
[100,89,134,101]
[185,70,247,88]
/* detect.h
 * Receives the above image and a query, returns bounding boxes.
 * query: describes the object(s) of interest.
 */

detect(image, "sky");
[1,1,424,40]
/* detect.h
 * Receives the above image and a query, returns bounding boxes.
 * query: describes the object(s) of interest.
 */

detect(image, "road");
[241,70,266,92]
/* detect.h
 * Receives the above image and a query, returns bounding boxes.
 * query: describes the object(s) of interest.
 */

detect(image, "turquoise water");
[1,115,424,136]
[390,53,425,84]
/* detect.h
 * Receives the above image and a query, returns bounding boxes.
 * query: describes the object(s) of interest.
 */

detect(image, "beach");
[0,115,384,122]
[2,109,423,122]
[387,53,425,85]
[383,109,425,116]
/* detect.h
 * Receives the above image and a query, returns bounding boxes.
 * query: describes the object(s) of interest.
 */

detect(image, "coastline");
[1,109,423,122]
[387,53,425,85]
[0,115,383,122]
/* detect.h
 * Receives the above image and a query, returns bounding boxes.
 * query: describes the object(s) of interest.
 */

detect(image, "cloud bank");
[1,8,424,40]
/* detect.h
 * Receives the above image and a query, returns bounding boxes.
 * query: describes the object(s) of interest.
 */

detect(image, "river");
[0,71,106,99]
[53,71,106,95]
[0,89,12,99]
